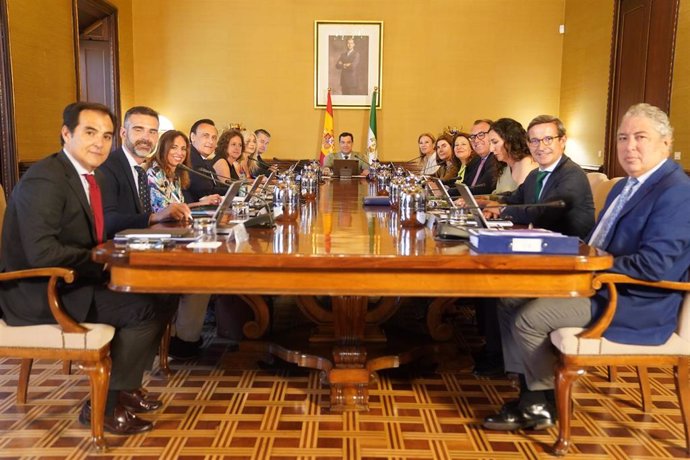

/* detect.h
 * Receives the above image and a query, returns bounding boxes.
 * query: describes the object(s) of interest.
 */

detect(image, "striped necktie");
[589,177,639,249]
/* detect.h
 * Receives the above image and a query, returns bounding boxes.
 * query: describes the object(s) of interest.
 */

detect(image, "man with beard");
[100,106,190,238]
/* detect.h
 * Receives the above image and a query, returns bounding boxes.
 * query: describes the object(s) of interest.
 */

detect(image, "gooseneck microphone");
[176,164,240,186]
[480,200,567,210]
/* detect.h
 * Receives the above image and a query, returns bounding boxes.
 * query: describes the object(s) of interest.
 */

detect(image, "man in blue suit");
[484,103,690,431]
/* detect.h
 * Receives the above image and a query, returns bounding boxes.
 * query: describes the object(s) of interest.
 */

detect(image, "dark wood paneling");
[605,0,679,178]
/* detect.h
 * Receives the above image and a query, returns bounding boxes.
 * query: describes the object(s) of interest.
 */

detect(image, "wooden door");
[605,0,679,177]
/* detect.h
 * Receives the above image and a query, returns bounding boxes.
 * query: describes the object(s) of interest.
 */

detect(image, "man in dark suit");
[472,116,595,378]
[99,106,190,239]
[336,38,361,95]
[464,119,499,195]
[0,102,169,434]
[484,115,595,240]
[484,104,690,432]
[184,119,228,203]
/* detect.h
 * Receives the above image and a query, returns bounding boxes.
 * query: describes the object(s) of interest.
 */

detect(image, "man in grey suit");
[323,132,370,175]
[0,102,168,434]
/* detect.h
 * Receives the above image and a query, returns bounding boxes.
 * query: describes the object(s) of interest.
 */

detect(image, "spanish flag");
[320,89,334,166]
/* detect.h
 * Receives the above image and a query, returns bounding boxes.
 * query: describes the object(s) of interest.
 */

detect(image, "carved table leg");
[238,294,271,339]
[328,296,372,411]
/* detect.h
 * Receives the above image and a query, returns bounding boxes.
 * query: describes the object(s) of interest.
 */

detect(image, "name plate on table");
[468,228,580,254]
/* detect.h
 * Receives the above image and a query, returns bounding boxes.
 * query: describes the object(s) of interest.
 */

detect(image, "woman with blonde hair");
[243,130,260,178]
[417,132,439,175]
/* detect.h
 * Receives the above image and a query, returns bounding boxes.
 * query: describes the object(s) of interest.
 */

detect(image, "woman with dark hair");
[147,130,220,211]
[214,129,251,181]
[146,130,220,360]
[488,118,537,195]
[417,132,439,175]
[433,132,460,181]
[451,132,477,184]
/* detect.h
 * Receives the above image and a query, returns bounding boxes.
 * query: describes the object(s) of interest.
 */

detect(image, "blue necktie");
[589,177,639,249]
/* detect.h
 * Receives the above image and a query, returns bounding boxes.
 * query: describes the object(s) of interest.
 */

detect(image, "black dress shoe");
[79,401,153,435]
[520,402,556,431]
[168,336,202,360]
[483,400,524,430]
[119,389,162,413]
[483,400,556,431]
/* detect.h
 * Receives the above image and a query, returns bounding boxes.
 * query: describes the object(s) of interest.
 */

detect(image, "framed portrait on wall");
[314,21,383,109]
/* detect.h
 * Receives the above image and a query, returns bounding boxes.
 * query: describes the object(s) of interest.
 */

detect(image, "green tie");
[535,170,549,201]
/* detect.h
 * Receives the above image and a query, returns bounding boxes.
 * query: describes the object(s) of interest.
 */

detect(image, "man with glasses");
[472,115,595,380]
[483,104,690,432]
[482,114,594,239]
[465,119,499,195]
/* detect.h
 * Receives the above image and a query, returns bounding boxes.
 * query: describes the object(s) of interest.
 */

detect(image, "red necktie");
[83,174,105,243]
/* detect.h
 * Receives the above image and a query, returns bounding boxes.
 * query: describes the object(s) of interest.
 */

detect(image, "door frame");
[72,0,121,129]
[0,0,18,195]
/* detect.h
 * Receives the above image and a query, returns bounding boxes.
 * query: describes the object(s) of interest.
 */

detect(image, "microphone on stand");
[479,200,567,210]
[176,164,241,186]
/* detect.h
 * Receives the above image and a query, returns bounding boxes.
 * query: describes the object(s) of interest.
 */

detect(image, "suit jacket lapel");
[57,152,97,244]
[116,148,143,213]
[616,159,674,221]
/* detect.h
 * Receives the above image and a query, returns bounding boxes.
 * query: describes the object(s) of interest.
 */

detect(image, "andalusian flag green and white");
[367,88,378,164]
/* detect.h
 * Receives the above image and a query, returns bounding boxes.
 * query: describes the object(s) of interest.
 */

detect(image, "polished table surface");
[94,178,612,411]
[95,179,612,298]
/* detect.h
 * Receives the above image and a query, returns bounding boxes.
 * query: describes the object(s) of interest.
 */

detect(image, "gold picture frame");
[314,20,383,109]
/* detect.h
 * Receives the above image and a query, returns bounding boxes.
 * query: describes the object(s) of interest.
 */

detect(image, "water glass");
[193,218,217,242]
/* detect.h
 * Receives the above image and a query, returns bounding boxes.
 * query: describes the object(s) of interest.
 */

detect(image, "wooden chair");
[549,273,690,456]
[0,268,115,452]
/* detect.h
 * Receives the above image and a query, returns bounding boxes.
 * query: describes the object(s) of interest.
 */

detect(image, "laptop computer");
[427,177,457,209]
[232,175,265,204]
[332,159,360,178]
[455,183,513,228]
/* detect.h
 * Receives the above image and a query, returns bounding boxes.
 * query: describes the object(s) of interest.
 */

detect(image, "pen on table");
[170,190,192,221]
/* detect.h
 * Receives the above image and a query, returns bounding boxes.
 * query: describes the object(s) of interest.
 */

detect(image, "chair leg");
[675,357,690,455]
[17,359,33,404]
[608,365,618,382]
[636,366,653,413]
[158,320,173,377]
[63,360,72,375]
[553,359,585,457]
[80,356,111,453]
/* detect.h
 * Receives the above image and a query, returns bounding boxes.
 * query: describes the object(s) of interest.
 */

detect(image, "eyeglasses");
[469,131,489,142]
[528,135,562,147]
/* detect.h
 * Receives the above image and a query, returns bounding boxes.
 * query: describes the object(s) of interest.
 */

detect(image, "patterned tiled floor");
[0,301,688,459]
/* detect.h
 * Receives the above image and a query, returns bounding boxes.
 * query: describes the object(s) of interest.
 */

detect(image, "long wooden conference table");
[94,178,612,411]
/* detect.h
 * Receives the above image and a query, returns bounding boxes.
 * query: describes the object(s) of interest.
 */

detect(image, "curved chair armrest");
[0,267,84,334]
[578,273,690,339]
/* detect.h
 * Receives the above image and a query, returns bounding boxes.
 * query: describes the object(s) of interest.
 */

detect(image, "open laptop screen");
[332,159,359,177]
